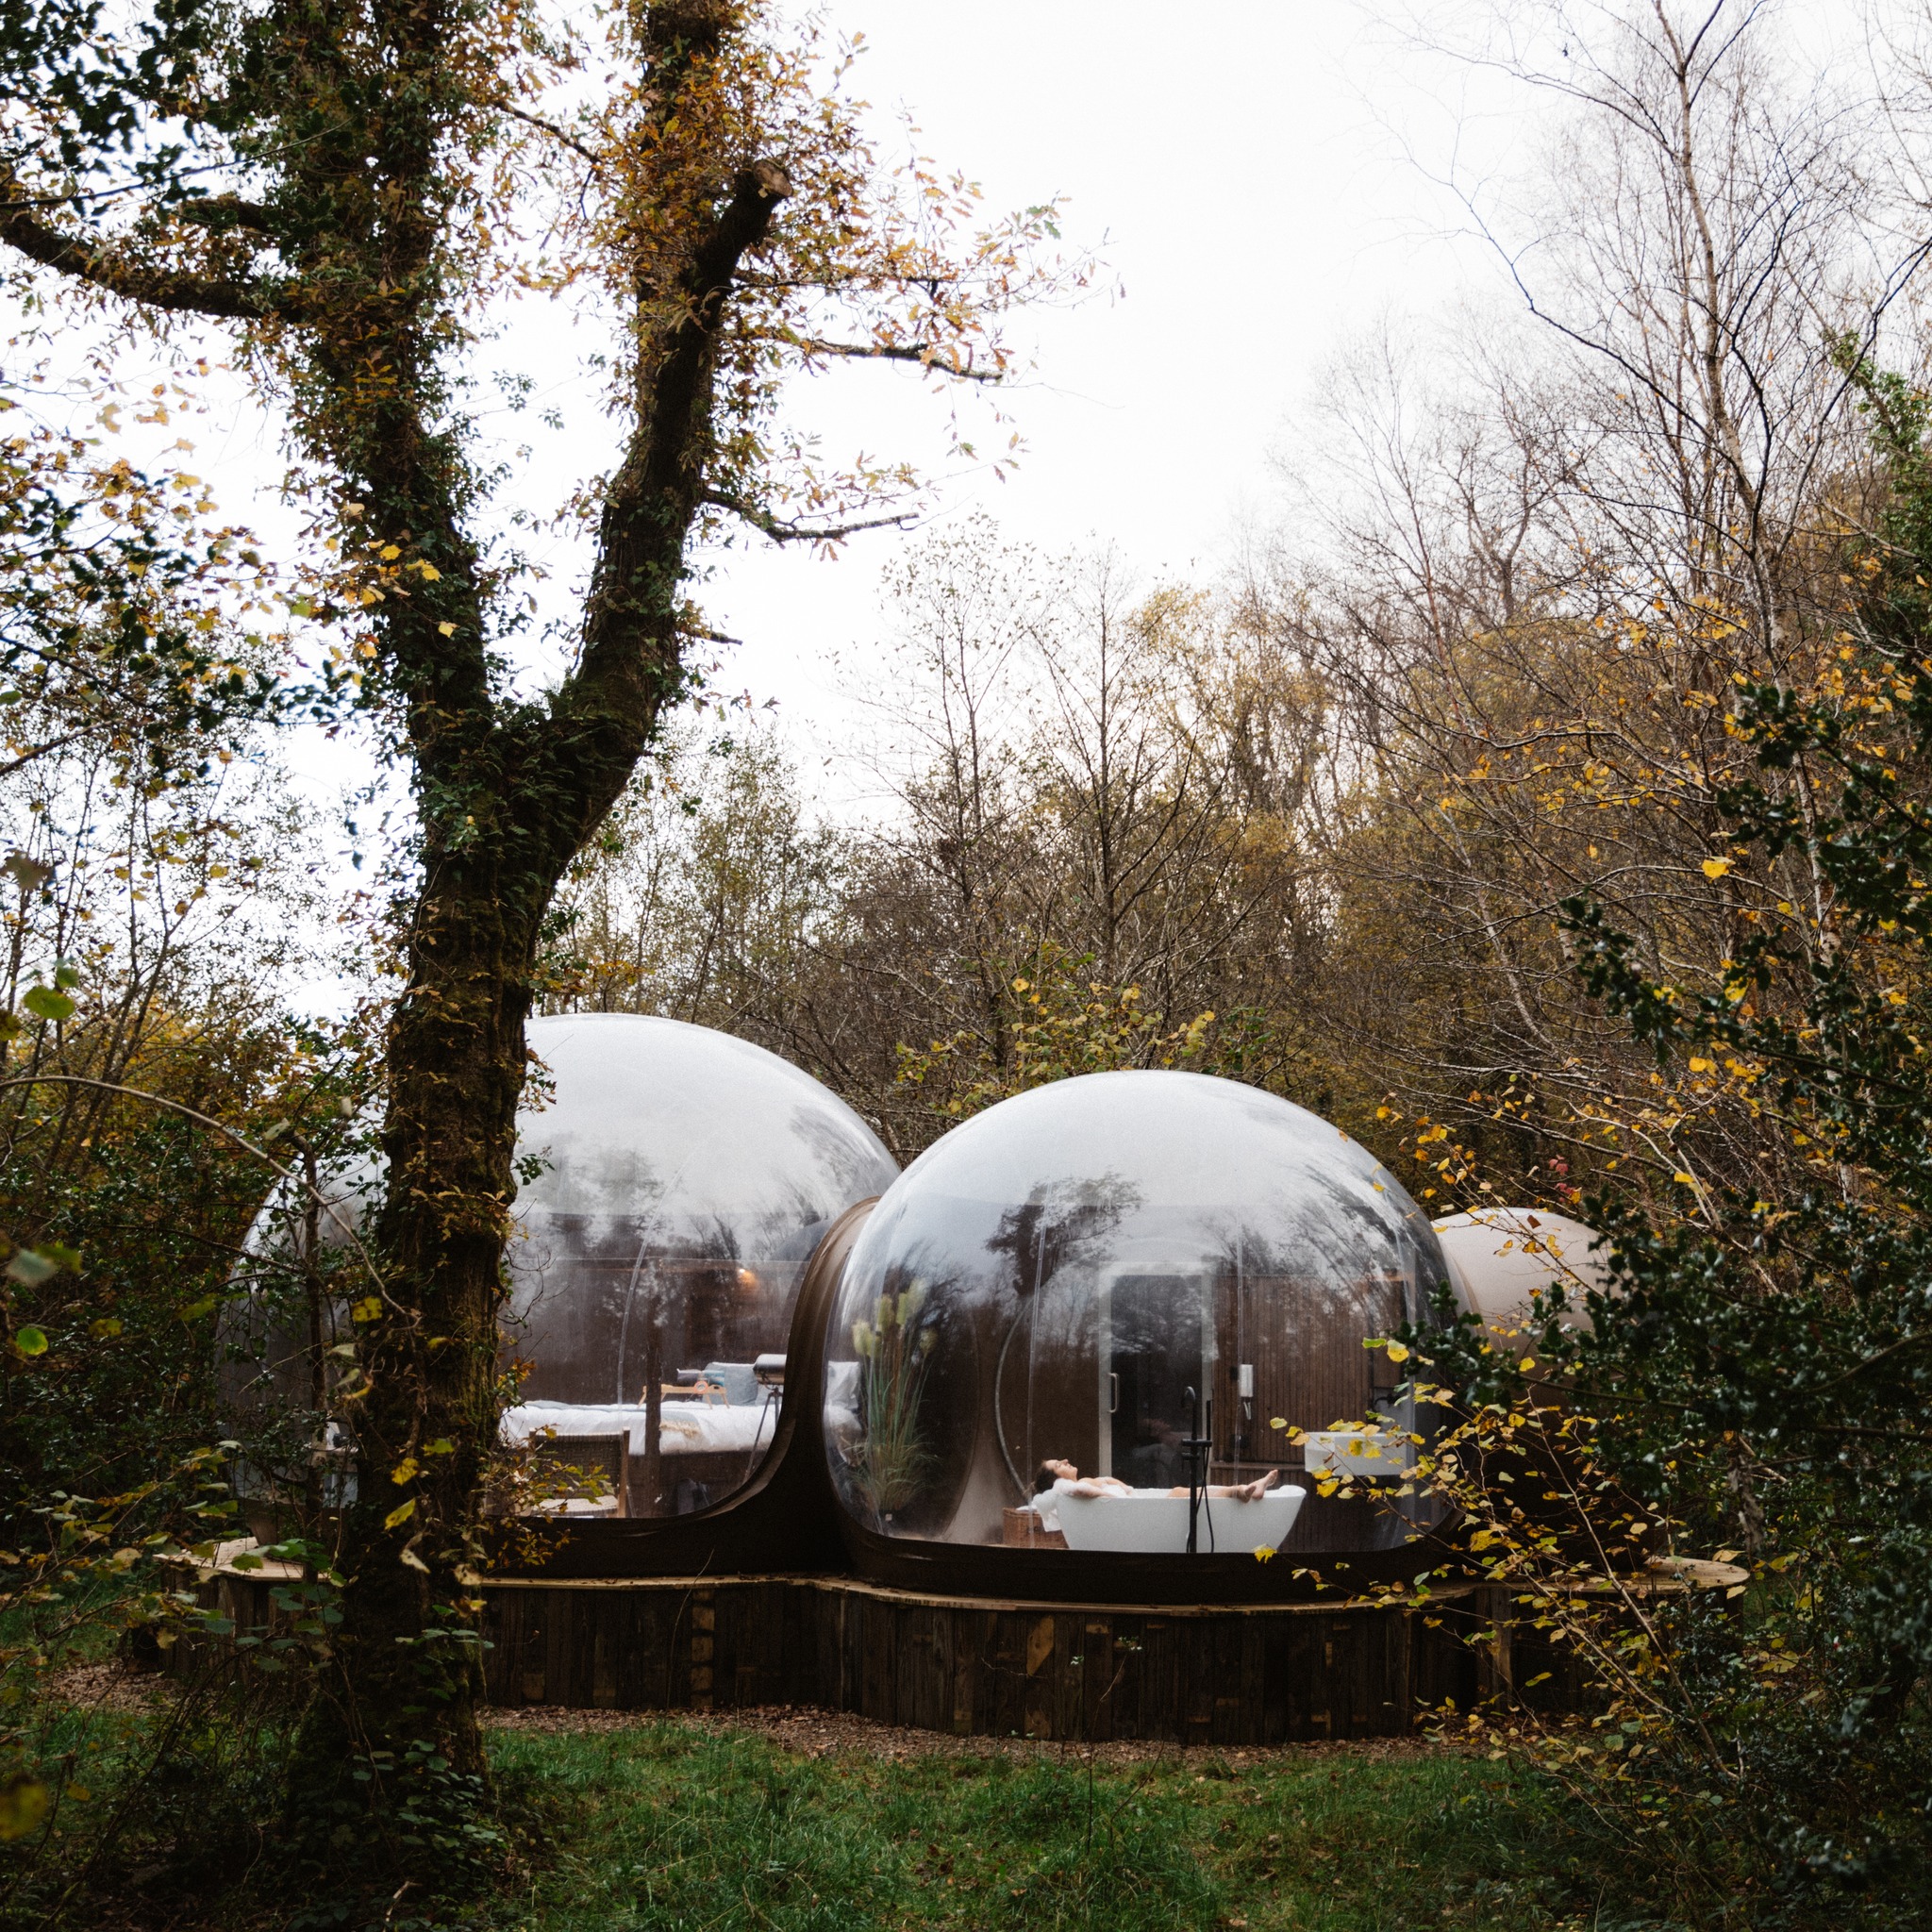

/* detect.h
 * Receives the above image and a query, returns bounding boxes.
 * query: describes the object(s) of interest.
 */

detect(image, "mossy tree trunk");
[0,0,1062,1880]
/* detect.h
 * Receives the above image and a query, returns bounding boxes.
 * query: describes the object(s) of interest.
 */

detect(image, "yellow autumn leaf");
[391,1457,420,1486]
[438,621,456,636]
[383,1497,416,1531]
[1384,1341,1410,1364]
[1702,858,1731,879]
[0,1774,48,1841]
[1674,1171,1697,1185]
[1519,1357,1537,1374]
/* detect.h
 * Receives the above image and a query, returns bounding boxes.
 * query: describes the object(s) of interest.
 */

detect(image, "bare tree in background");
[1263,0,1925,1212]
[551,526,1335,1153]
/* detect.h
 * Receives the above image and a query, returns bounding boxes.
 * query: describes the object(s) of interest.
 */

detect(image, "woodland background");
[8,1,1932,1926]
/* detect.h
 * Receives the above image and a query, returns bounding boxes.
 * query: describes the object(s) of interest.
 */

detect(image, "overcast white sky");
[693,2,1486,774]
[691,1,1881,781]
[143,0,1880,836]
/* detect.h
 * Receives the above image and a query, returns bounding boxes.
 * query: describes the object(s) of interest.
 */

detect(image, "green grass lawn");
[483,1720,1591,1932]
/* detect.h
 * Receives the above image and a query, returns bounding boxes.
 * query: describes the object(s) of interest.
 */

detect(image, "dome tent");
[225,1014,897,1521]
[216,1062,1730,1740]
[500,1015,897,1515]
[822,1070,1464,1588]
[1432,1207,1609,1346]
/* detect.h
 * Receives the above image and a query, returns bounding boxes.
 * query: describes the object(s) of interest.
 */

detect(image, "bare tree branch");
[489,99,600,167]
[700,488,916,543]
[800,340,1005,382]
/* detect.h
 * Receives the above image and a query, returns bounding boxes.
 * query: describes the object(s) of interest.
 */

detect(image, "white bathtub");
[1052,1485,1305,1555]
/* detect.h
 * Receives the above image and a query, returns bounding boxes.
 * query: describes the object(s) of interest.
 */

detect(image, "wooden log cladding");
[476,1574,1486,1744]
[164,1563,1524,1743]
[176,1547,1726,1740]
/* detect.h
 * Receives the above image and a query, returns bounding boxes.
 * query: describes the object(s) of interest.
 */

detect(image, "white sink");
[1301,1428,1415,1481]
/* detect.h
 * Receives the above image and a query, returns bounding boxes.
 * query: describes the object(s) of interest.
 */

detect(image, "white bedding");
[502,1398,778,1457]
[1301,1428,1415,1481]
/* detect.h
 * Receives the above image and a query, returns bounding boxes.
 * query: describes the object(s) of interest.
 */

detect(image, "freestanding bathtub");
[1052,1484,1306,1555]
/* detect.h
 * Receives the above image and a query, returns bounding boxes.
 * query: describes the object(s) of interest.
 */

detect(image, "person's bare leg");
[1169,1470,1283,1501]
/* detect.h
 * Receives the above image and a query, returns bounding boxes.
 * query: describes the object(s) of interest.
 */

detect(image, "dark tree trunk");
[275,12,793,1855]
[290,865,541,1835]
[0,0,1024,1890]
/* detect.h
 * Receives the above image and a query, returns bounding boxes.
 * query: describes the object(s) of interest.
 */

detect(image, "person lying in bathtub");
[1033,1457,1282,1504]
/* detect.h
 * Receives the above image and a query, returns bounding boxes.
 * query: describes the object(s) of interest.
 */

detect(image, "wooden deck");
[182,1543,1717,1744]
[475,1573,1514,1743]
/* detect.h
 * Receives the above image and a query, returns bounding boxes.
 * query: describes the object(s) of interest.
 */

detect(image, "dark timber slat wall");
[178,1566,1531,1744]
[473,1575,1487,1744]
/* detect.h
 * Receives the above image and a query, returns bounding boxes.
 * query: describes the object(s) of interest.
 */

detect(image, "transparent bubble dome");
[823,1071,1455,1551]
[508,1014,896,1406]
[1432,1207,1607,1333]
[227,1014,896,1518]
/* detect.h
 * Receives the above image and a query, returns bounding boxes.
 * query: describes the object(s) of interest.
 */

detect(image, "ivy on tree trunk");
[0,0,1077,1881]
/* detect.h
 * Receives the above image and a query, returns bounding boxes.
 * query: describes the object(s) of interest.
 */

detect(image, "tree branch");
[0,188,275,320]
[801,340,1005,383]
[700,488,916,543]
[527,156,797,848]
[175,194,281,236]
[488,99,599,167]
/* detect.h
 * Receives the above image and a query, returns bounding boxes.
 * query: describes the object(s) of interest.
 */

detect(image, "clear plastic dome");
[502,1015,897,1515]
[1433,1208,1607,1336]
[227,1015,897,1520]
[824,1072,1456,1557]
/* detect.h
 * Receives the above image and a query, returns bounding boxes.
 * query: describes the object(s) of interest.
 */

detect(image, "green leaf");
[20,985,74,1023]
[13,1327,47,1357]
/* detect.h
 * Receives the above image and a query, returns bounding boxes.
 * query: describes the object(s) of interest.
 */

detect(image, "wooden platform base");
[182,1558,1611,1745]
[479,1574,1513,1744]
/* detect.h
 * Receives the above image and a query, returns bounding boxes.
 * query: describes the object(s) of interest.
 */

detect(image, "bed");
[501,1397,780,1459]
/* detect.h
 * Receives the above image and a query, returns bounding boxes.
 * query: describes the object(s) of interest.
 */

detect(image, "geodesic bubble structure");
[226,1014,897,1519]
[822,1071,1457,1559]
